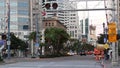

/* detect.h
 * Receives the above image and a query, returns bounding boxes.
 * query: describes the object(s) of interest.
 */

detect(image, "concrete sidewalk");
[103,60,120,68]
[2,57,40,64]
[103,57,120,68]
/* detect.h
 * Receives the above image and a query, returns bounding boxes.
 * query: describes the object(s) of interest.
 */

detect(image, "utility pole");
[111,0,118,66]
[34,0,40,57]
[7,0,11,59]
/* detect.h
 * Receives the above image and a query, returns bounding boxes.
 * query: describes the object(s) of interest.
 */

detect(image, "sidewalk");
[103,57,120,68]
[2,57,40,64]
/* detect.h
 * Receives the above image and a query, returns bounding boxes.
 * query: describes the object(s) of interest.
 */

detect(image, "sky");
[77,1,107,36]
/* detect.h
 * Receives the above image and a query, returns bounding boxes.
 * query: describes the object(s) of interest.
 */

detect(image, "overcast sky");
[77,1,107,36]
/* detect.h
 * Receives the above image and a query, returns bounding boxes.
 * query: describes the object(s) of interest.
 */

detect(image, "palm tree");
[45,27,70,55]
[28,32,36,42]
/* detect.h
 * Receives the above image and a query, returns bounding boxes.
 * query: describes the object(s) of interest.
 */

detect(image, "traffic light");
[52,3,58,9]
[45,3,50,9]
[45,3,58,9]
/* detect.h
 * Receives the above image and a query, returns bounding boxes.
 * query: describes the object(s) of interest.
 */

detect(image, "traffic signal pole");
[7,0,11,59]
[111,0,119,66]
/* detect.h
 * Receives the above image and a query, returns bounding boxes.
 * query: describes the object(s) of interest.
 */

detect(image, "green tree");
[28,32,36,42]
[45,27,70,55]
[10,33,28,51]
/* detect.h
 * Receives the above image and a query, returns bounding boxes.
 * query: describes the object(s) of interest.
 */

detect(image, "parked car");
[79,50,86,56]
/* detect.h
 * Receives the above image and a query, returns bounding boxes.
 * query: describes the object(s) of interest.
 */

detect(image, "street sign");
[108,22,117,42]
[0,40,4,46]
[35,43,39,47]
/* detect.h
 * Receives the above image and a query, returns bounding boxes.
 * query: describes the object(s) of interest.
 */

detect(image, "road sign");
[108,22,117,42]
[0,40,4,46]
[35,43,39,47]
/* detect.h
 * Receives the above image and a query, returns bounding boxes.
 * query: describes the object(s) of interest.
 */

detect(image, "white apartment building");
[43,0,80,39]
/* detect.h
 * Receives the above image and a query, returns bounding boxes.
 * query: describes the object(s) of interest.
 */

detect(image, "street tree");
[28,32,36,42]
[45,27,70,55]
[10,33,28,51]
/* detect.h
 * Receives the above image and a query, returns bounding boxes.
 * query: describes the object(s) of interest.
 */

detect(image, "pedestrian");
[108,48,112,59]
[104,49,109,60]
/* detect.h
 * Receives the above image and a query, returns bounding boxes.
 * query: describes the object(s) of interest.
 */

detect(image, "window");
[18,10,28,15]
[75,30,77,33]
[75,34,77,37]
[10,25,18,30]
[0,11,4,14]
[45,23,47,26]
[0,1,4,6]
[49,23,51,26]
[11,2,17,6]
[23,25,28,30]
[52,23,54,26]
[47,0,56,1]
[11,10,17,15]
[11,17,17,21]
[18,17,29,23]
[18,2,29,7]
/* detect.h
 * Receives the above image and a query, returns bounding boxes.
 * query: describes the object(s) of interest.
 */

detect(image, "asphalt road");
[0,55,103,68]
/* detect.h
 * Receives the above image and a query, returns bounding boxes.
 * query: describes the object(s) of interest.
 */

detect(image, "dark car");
[79,50,86,56]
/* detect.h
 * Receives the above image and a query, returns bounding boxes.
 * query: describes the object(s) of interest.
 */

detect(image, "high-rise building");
[0,0,30,40]
[43,0,80,39]
[0,0,80,40]
[80,18,89,42]
[0,0,43,40]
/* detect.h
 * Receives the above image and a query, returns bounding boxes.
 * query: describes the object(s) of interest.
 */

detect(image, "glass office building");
[0,0,30,40]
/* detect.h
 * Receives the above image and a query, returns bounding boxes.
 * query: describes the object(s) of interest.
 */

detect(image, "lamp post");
[7,0,11,59]
[34,2,40,57]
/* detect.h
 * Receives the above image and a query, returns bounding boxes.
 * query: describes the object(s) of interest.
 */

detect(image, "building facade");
[43,17,67,30]
[0,0,44,41]
[80,18,89,42]
[89,24,97,45]
[0,0,30,40]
